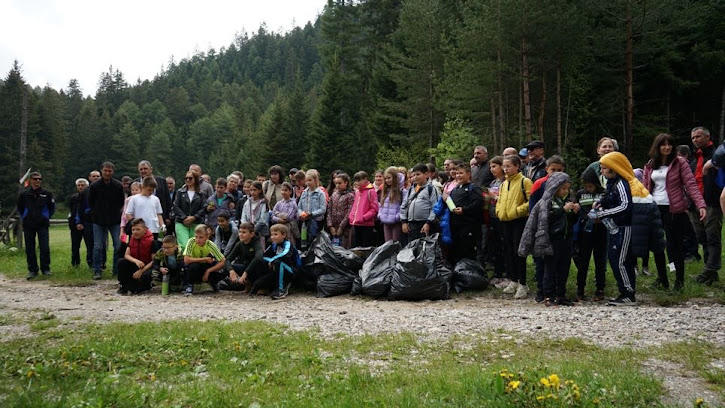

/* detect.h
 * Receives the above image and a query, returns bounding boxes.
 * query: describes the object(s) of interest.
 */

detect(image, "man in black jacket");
[17,171,55,279]
[524,140,548,182]
[89,161,125,280]
[689,126,722,285]
[68,178,93,268]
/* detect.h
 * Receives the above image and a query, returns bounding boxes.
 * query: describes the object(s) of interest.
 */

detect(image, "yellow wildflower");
[695,398,704,406]
[536,396,545,401]
[548,374,561,389]
[540,377,550,387]
[508,380,520,390]
[547,393,558,400]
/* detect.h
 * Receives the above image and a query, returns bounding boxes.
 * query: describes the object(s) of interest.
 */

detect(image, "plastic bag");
[306,231,363,297]
[388,234,451,301]
[359,241,401,298]
[317,272,356,297]
[452,259,488,293]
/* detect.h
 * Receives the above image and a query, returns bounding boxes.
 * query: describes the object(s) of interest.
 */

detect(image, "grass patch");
[1,319,721,407]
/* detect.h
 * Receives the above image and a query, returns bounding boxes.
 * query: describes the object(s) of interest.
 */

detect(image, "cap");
[518,148,528,157]
[525,140,545,150]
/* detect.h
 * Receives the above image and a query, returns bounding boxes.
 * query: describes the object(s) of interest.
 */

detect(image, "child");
[152,235,184,290]
[400,163,440,241]
[574,167,607,301]
[373,170,384,193]
[293,170,307,202]
[594,152,642,306]
[120,181,142,243]
[235,179,253,223]
[298,169,327,248]
[484,156,506,284]
[271,182,299,244]
[378,167,408,243]
[249,223,299,300]
[448,163,484,264]
[496,155,533,299]
[182,224,227,295]
[241,181,270,239]
[519,172,578,306]
[223,222,264,292]
[214,210,238,257]
[205,178,235,229]
[349,171,381,247]
[125,176,165,239]
[327,173,355,248]
[117,218,159,294]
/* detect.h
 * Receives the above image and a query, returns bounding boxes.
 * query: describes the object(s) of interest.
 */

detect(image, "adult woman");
[642,133,706,290]
[262,165,285,209]
[173,171,207,248]
[586,137,619,187]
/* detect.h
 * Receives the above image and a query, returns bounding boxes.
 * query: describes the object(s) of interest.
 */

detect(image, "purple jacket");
[642,155,706,214]
[377,188,408,224]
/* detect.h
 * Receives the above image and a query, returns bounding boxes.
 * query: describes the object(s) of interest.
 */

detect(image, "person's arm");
[597,180,630,218]
[363,189,380,222]
[461,186,484,214]
[173,192,187,220]
[720,188,725,215]
[310,192,327,218]
[515,179,533,217]
[679,157,707,215]
[339,193,354,229]
[426,184,440,223]
[124,245,145,269]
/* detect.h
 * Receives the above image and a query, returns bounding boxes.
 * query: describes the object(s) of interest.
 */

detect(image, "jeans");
[93,223,121,274]
[688,207,722,273]
[24,225,50,273]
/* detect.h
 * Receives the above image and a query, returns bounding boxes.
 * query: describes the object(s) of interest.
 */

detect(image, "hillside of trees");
[0,0,723,209]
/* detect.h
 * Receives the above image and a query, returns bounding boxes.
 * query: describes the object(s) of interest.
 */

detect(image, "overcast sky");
[0,0,325,96]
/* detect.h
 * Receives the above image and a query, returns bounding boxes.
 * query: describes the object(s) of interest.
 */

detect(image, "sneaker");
[116,287,128,296]
[535,292,545,303]
[607,295,637,306]
[555,297,574,306]
[502,281,519,294]
[93,271,102,280]
[514,284,529,299]
[271,287,289,300]
[26,271,38,280]
[41,270,52,276]
[667,262,675,273]
[641,267,651,276]
[184,286,193,296]
[544,298,557,307]
[495,278,512,290]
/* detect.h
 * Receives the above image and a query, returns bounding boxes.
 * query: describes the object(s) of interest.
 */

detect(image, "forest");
[0,0,723,209]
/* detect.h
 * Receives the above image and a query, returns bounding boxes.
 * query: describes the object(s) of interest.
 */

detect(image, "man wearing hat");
[524,140,547,182]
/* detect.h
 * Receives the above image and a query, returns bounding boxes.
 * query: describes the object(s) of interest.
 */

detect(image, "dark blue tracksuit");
[17,187,55,273]
[598,176,635,297]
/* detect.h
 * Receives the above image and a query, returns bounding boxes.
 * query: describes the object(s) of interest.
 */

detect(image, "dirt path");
[1,274,723,348]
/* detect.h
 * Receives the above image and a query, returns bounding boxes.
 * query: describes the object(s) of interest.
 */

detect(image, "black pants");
[450,223,480,265]
[486,218,505,277]
[70,224,93,267]
[608,226,636,297]
[183,262,227,288]
[534,257,544,295]
[117,259,152,293]
[658,206,689,286]
[248,261,293,293]
[688,206,722,274]
[574,223,607,294]
[353,225,376,247]
[501,218,527,284]
[406,221,427,242]
[543,239,572,299]
[24,225,50,273]
[682,216,700,260]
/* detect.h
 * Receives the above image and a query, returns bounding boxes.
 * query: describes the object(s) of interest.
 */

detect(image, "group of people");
[16,126,722,304]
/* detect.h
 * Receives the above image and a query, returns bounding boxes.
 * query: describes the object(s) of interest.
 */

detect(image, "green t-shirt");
[183,238,224,261]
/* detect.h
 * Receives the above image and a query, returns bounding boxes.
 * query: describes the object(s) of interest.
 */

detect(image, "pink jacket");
[642,155,706,214]
[348,182,380,227]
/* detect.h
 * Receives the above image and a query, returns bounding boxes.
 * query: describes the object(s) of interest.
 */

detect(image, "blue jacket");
[17,187,55,228]
[630,197,666,258]
[432,197,452,245]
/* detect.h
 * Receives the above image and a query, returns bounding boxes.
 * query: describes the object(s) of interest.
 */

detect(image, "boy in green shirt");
[183,224,226,295]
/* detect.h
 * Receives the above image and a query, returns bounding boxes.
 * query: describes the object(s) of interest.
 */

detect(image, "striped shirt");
[183,238,225,261]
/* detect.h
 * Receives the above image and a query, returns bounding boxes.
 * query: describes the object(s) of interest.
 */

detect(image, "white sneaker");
[494,278,512,289]
[514,284,529,299]
[502,281,519,294]
[667,262,675,273]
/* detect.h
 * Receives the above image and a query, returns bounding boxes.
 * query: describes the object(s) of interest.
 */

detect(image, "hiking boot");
[116,287,128,296]
[502,281,519,294]
[607,294,637,306]
[514,284,529,299]
[184,285,193,296]
[93,271,102,280]
[26,271,38,280]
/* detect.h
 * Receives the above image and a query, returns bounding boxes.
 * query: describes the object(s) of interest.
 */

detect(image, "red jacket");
[642,155,706,214]
[348,182,379,227]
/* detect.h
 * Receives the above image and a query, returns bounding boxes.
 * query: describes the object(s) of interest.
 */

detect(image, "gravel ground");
[1,274,723,348]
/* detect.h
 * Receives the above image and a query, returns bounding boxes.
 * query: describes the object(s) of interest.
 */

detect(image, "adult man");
[226,174,242,201]
[471,145,494,188]
[89,161,125,280]
[88,170,101,184]
[189,164,214,197]
[166,176,176,205]
[689,127,722,285]
[69,178,93,268]
[137,160,171,229]
[17,171,55,279]
[502,147,518,156]
[524,140,547,182]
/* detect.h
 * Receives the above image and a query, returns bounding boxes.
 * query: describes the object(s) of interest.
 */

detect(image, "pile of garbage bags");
[299,232,487,300]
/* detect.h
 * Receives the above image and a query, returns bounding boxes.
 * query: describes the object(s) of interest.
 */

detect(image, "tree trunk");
[537,71,547,143]
[564,78,572,149]
[624,0,634,154]
[497,49,505,151]
[522,37,533,141]
[491,95,498,152]
[556,65,562,154]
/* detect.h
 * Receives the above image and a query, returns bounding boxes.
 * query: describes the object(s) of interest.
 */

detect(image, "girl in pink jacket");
[349,171,380,247]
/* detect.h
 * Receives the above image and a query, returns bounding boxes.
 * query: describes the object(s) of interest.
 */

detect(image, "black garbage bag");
[349,247,376,262]
[388,234,452,301]
[312,231,363,276]
[317,272,356,297]
[360,241,401,298]
[452,259,488,293]
[350,275,363,296]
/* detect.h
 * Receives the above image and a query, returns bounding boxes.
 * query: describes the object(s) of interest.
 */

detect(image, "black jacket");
[690,142,722,207]
[88,178,125,226]
[525,158,547,183]
[68,189,91,228]
[449,182,484,227]
[17,187,55,229]
[226,234,264,273]
[173,186,208,224]
[472,161,494,188]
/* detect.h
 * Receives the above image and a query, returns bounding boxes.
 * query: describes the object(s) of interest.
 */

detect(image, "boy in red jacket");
[349,171,380,247]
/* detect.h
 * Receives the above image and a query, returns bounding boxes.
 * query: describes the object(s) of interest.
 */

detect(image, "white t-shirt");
[651,165,669,205]
[187,191,196,202]
[126,194,163,233]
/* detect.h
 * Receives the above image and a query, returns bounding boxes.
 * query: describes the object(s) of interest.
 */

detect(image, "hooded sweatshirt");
[349,182,380,227]
[518,172,571,257]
